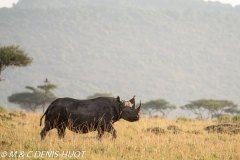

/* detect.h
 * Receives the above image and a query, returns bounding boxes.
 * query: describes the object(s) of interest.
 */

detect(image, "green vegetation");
[181,99,239,119]
[142,99,177,117]
[218,114,240,124]
[7,80,57,112]
[0,45,33,81]
[37,79,57,113]
[0,106,6,113]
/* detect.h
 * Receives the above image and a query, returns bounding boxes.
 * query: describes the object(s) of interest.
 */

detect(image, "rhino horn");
[137,100,141,113]
[130,95,136,108]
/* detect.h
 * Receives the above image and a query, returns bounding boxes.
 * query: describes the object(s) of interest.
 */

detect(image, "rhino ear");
[117,96,121,103]
[129,95,136,104]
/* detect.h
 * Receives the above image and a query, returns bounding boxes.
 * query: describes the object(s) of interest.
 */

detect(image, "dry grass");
[1,110,240,160]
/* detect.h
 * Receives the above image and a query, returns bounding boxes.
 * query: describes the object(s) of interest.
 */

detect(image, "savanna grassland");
[1,107,240,160]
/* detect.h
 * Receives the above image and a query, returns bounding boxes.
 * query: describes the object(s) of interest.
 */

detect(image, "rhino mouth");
[130,117,139,122]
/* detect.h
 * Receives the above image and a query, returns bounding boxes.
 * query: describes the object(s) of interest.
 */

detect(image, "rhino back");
[46,97,118,125]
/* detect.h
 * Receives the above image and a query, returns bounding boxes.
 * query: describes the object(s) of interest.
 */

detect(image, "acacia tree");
[207,100,238,119]
[142,99,177,117]
[180,99,208,119]
[37,78,57,113]
[0,45,33,81]
[8,85,56,112]
[224,107,240,116]
[181,99,238,119]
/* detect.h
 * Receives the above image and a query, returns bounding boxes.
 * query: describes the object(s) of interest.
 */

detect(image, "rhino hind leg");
[57,125,66,139]
[40,120,52,140]
[111,129,117,139]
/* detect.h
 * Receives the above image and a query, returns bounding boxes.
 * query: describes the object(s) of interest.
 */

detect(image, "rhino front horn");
[137,100,141,112]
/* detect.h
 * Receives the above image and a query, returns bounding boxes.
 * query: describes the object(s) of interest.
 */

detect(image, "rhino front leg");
[57,124,66,139]
[97,127,105,139]
[106,123,117,139]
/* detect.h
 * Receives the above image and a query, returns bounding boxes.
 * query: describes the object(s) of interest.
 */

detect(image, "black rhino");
[40,95,141,140]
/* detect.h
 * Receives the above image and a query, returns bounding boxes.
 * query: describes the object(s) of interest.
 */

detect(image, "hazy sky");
[0,0,240,8]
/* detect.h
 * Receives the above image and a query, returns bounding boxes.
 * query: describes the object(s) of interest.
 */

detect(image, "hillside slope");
[0,0,240,117]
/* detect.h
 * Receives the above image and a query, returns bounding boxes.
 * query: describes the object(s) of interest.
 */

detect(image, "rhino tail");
[40,108,49,126]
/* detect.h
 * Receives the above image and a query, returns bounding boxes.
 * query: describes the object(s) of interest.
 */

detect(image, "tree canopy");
[142,99,177,117]
[180,99,238,119]
[0,45,33,81]
[37,78,57,113]
[8,83,57,112]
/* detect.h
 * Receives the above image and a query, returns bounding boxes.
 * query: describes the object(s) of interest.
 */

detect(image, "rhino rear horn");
[130,95,136,108]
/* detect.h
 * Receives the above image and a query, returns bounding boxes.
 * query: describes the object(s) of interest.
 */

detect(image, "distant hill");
[12,0,239,11]
[0,0,240,118]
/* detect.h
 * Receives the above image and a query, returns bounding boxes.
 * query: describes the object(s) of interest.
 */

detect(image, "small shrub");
[9,112,18,117]
[233,115,240,124]
[186,130,203,135]
[218,115,233,123]
[172,129,182,134]
[231,128,240,134]
[0,106,6,113]
[204,124,240,134]
[150,115,161,118]
[167,125,179,130]
[167,125,182,134]
[0,115,12,121]
[1,140,10,146]
[20,111,27,118]
[176,116,191,122]
[147,127,165,135]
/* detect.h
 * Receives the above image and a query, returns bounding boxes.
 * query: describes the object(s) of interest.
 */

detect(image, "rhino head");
[117,95,135,108]
[117,96,141,122]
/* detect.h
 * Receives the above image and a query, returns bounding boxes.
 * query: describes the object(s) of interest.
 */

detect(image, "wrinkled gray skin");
[40,96,141,140]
